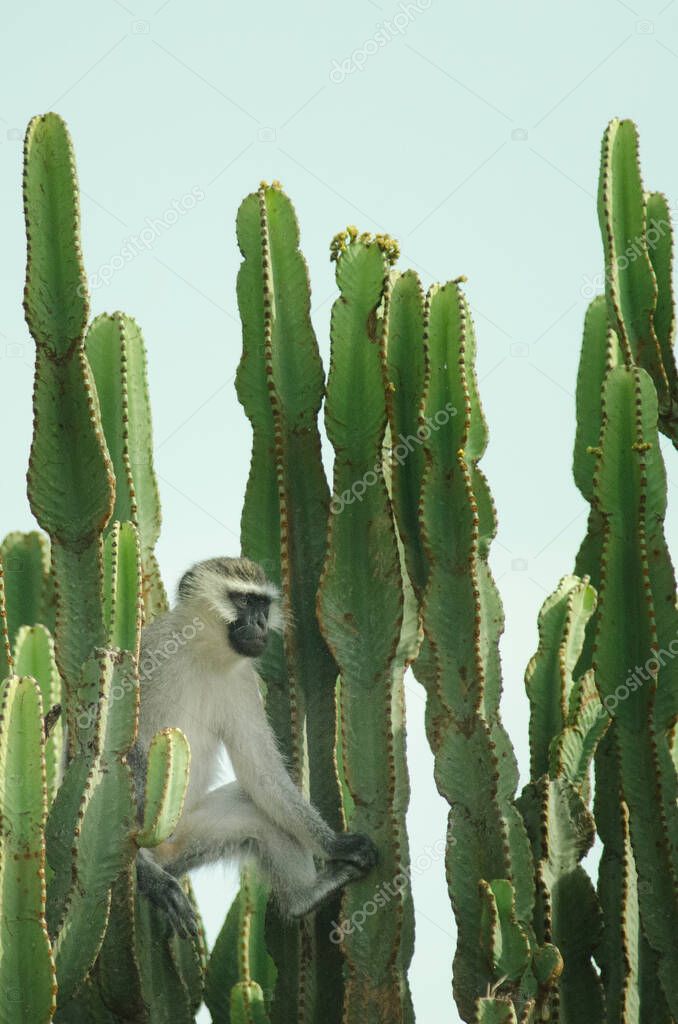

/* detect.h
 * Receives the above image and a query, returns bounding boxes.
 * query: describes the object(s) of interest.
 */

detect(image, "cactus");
[0,561,10,681]
[598,118,678,442]
[229,982,271,1024]
[136,727,191,847]
[0,534,62,804]
[18,112,200,1023]
[405,279,538,1020]
[7,106,678,1023]
[12,626,62,804]
[235,182,344,1022]
[23,113,115,749]
[45,649,138,1003]
[0,675,56,1024]
[0,532,55,644]
[569,118,678,1020]
[103,520,144,656]
[474,1000,517,1023]
[205,869,276,1024]
[590,366,678,1012]
[86,312,168,618]
[317,229,414,1022]
[517,576,608,1022]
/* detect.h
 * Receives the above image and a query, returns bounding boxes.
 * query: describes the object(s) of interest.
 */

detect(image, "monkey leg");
[158,782,363,918]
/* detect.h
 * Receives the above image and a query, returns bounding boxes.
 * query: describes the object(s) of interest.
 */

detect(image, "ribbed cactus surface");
[232,182,343,1024]
[318,230,414,1023]
[0,675,56,1024]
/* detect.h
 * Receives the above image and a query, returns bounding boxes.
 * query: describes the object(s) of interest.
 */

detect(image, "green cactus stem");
[0,560,10,682]
[518,576,607,1022]
[134,895,195,1022]
[414,280,537,1020]
[135,728,191,848]
[571,299,662,1020]
[597,118,678,442]
[205,869,276,1024]
[13,626,62,805]
[474,999,517,1023]
[103,521,143,657]
[317,230,414,1023]
[0,531,55,644]
[95,867,148,1024]
[23,113,115,751]
[46,649,138,1004]
[235,182,343,1022]
[86,313,168,618]
[589,364,678,1014]
[0,675,57,1024]
[383,269,428,600]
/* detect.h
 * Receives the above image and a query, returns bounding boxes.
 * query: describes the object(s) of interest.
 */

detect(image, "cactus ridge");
[86,312,167,618]
[318,231,414,1021]
[136,726,191,848]
[0,559,11,681]
[0,674,57,1023]
[236,181,347,1021]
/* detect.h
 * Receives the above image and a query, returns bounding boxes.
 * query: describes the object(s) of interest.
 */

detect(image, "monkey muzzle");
[228,604,269,658]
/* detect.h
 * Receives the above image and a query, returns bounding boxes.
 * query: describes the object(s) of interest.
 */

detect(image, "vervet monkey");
[133,556,377,937]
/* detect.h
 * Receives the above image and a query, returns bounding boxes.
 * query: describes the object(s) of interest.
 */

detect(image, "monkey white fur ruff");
[133,556,378,937]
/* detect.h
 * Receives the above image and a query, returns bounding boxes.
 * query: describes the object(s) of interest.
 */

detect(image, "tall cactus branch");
[23,113,115,750]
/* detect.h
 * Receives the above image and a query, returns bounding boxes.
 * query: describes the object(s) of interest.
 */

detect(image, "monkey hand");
[155,874,199,939]
[136,854,199,939]
[328,832,379,877]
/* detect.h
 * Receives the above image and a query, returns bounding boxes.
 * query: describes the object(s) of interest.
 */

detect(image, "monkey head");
[177,556,281,659]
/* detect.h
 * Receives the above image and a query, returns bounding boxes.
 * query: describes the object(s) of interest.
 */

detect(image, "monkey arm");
[221,667,336,857]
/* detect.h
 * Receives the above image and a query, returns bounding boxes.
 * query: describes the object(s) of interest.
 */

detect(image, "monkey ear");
[177,567,197,600]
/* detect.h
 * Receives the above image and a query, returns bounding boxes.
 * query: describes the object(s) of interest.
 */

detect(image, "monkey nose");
[256,611,267,630]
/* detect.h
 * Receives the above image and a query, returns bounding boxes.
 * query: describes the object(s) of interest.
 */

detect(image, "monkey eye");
[230,592,250,609]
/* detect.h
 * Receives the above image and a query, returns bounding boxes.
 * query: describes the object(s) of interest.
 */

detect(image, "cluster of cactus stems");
[2,109,678,1024]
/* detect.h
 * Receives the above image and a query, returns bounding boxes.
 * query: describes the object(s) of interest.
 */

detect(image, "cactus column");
[318,230,414,1023]
[226,181,343,1024]
[86,312,168,620]
[0,675,56,1024]
[23,113,115,750]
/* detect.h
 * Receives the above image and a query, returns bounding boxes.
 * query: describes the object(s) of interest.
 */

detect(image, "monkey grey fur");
[133,556,378,937]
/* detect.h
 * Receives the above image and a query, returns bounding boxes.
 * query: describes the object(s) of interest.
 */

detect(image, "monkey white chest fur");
[137,608,242,809]
[133,556,378,937]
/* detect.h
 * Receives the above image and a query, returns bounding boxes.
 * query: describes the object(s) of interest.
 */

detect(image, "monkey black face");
[228,592,271,658]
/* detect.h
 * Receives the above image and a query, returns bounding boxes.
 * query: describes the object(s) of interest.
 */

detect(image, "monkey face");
[227,592,271,657]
